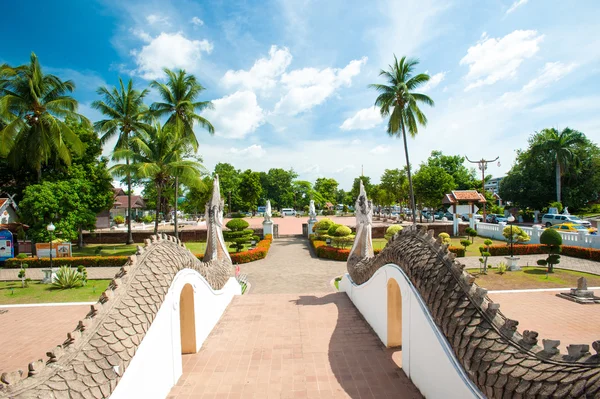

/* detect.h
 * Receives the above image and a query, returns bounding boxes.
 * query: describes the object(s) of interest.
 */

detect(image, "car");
[461,213,483,222]
[280,208,296,216]
[486,214,508,224]
[541,213,591,228]
[550,223,597,235]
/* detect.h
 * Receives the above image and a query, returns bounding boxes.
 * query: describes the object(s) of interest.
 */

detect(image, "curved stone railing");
[346,224,600,398]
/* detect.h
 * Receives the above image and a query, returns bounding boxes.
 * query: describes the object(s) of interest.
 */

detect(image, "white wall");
[340,266,484,399]
[110,270,241,399]
[476,222,600,249]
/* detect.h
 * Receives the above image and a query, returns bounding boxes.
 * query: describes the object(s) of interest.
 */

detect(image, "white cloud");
[370,145,390,154]
[227,144,266,158]
[340,107,383,131]
[351,139,362,145]
[191,16,204,26]
[202,91,265,139]
[421,71,447,92]
[506,0,528,14]
[460,30,544,91]
[130,28,152,43]
[334,165,356,173]
[222,45,292,92]
[274,56,368,115]
[146,14,170,25]
[132,32,213,79]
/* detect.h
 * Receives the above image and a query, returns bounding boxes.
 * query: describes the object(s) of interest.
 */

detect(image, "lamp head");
[47,222,56,232]
[507,215,515,223]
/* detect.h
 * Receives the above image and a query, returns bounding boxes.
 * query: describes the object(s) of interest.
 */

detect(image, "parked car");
[549,223,597,235]
[461,214,483,222]
[281,208,296,216]
[486,214,508,224]
[541,213,591,228]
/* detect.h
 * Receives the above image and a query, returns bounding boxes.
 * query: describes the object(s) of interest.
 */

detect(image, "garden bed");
[0,280,111,305]
[465,267,600,290]
[487,244,600,262]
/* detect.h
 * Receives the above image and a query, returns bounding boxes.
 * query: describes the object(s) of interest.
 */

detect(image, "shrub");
[52,266,83,289]
[549,201,563,213]
[313,218,334,232]
[141,215,154,223]
[332,235,355,249]
[449,246,465,257]
[460,239,472,251]
[502,225,530,244]
[438,232,451,245]
[113,216,125,225]
[3,256,128,268]
[333,225,352,237]
[327,224,341,236]
[224,218,253,252]
[465,227,478,243]
[537,228,562,273]
[497,262,507,275]
[18,263,28,287]
[77,265,88,285]
[384,225,403,241]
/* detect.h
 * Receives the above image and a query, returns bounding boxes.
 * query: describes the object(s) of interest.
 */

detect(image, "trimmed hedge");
[192,235,274,265]
[3,256,128,269]
[487,244,600,261]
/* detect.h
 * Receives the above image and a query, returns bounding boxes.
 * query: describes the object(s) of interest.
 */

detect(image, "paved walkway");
[0,304,89,374]
[168,293,421,399]
[239,237,347,294]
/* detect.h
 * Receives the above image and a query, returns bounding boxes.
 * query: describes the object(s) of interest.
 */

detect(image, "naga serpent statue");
[347,186,600,398]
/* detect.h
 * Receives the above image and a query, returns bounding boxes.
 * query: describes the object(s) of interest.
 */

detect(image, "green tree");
[111,123,206,234]
[92,78,150,244]
[292,180,313,209]
[350,176,373,200]
[262,168,298,208]
[0,53,87,180]
[379,168,408,205]
[149,68,214,237]
[214,163,242,212]
[238,170,263,212]
[425,151,477,190]
[413,165,456,213]
[181,176,213,215]
[530,127,586,203]
[314,178,339,204]
[369,56,434,223]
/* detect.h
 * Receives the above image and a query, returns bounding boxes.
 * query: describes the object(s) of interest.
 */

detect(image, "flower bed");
[192,234,273,265]
[487,244,600,261]
[3,256,128,269]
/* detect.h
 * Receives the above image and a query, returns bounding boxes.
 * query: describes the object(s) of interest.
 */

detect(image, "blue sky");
[2,0,600,190]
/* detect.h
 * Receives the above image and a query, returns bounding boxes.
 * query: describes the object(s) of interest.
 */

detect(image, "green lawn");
[71,242,250,257]
[0,280,111,305]
[465,267,600,290]
[449,236,506,256]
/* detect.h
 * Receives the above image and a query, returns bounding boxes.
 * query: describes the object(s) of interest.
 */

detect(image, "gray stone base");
[556,292,600,304]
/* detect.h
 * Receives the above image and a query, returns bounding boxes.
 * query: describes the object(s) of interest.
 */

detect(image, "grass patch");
[72,244,138,257]
[185,242,251,255]
[0,280,111,305]
[450,236,506,257]
[465,266,600,290]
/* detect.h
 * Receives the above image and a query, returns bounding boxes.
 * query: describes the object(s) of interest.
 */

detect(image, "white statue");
[203,175,231,263]
[308,200,317,221]
[348,180,374,260]
[264,200,272,223]
[563,207,569,215]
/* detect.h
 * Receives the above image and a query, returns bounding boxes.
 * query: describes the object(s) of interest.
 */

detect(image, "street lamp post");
[47,222,56,269]
[507,215,515,258]
[465,156,499,221]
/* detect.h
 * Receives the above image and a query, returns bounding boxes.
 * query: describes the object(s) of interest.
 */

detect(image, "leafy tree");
[181,176,213,215]
[425,151,477,190]
[350,176,373,200]
[149,68,214,237]
[0,52,87,180]
[214,163,242,212]
[238,169,263,212]
[292,180,313,209]
[413,165,456,211]
[93,78,150,244]
[314,178,339,204]
[369,55,434,223]
[537,228,562,273]
[261,168,297,208]
[530,128,586,203]
[380,168,407,205]
[111,123,206,234]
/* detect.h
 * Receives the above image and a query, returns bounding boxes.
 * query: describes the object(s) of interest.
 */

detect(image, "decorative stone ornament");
[347,180,374,274]
[263,200,274,237]
[203,174,232,264]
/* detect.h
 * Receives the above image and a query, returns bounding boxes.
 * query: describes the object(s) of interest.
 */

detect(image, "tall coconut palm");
[150,68,214,237]
[531,127,586,203]
[111,122,207,234]
[0,53,87,180]
[92,78,150,244]
[369,56,434,224]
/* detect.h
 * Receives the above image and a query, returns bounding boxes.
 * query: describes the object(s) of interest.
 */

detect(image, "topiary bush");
[502,225,530,244]
[113,215,125,225]
[438,232,451,245]
[384,225,403,241]
[537,228,562,273]
[465,227,478,243]
[332,225,352,237]
[223,218,253,252]
[327,224,341,236]
[313,218,335,238]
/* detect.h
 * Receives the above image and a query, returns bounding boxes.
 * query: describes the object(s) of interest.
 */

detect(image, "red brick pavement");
[488,290,600,346]
[168,293,422,399]
[0,305,89,374]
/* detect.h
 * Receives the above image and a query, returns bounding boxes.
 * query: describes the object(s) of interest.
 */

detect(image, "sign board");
[0,229,14,261]
[35,242,72,258]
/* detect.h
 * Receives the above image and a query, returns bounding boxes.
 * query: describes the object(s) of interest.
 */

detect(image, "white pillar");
[532,225,542,244]
[469,214,475,230]
[453,215,459,236]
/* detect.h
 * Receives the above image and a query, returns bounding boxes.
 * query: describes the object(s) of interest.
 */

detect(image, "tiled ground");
[488,290,600,346]
[0,304,89,373]
[168,293,422,399]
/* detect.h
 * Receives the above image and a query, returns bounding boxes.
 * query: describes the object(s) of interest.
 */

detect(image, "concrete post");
[262,220,274,238]
[453,215,459,236]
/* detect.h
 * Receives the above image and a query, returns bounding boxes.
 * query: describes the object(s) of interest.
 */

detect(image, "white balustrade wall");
[475,222,600,249]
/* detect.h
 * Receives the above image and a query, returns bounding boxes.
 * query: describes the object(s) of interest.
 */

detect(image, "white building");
[484,176,504,193]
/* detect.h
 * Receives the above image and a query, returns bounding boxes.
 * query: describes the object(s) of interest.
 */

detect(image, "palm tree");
[0,53,87,180]
[111,122,207,234]
[149,68,214,237]
[531,127,586,203]
[369,56,434,224]
[92,78,150,244]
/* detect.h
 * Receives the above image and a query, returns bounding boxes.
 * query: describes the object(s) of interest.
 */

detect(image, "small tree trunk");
[401,123,417,225]
[154,185,162,235]
[555,162,561,203]
[174,176,179,240]
[78,226,84,248]
[126,157,134,245]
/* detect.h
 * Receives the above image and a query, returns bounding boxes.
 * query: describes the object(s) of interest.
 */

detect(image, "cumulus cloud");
[460,30,544,91]
[202,91,265,139]
[227,144,266,158]
[274,57,368,115]
[132,32,213,79]
[370,145,390,154]
[191,16,204,26]
[146,14,170,25]
[222,45,292,92]
[340,107,383,131]
[506,0,528,14]
[420,71,447,92]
